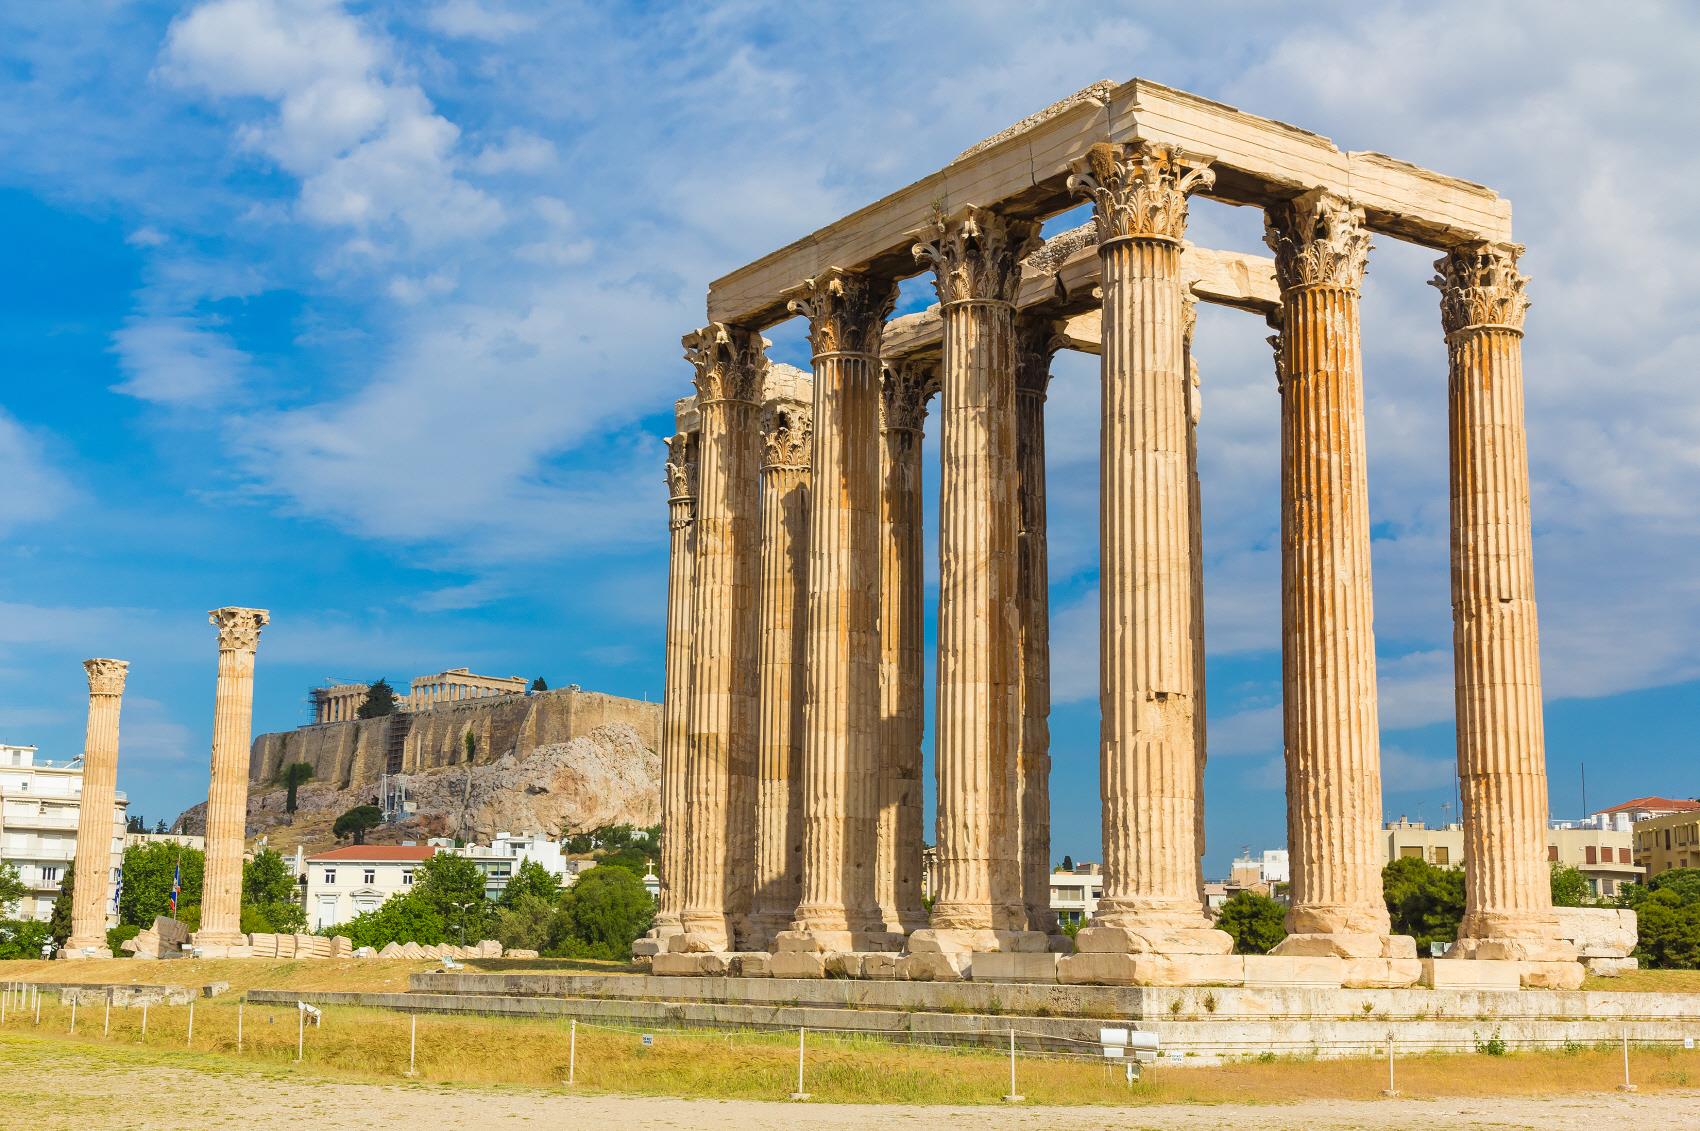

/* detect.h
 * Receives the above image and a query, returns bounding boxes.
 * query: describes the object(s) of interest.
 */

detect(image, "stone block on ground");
[151,917,190,949]
[895,951,969,981]
[505,948,540,960]
[1420,958,1521,991]
[378,941,403,958]
[970,951,1061,983]
[1554,907,1638,959]
[247,933,278,959]
[652,953,712,976]
[398,941,426,959]
[630,938,665,958]
[276,934,298,958]
[1519,960,1586,990]
[769,951,827,979]
[1584,956,1638,976]
[1342,958,1423,988]
[728,952,771,977]
[331,936,353,957]
[859,952,899,980]
[477,939,503,957]
[1240,955,1345,988]
[1059,952,1246,987]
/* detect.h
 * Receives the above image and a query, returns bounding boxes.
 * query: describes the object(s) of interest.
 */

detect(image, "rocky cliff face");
[177,702,661,858]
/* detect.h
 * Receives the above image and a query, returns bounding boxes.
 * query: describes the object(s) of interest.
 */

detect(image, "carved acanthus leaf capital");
[682,322,768,404]
[1067,142,1214,246]
[879,361,938,433]
[663,431,698,500]
[209,607,269,652]
[83,657,129,696]
[1432,241,1529,335]
[1264,189,1371,291]
[1015,313,1065,398]
[912,205,1041,307]
[786,268,896,358]
[760,402,813,469]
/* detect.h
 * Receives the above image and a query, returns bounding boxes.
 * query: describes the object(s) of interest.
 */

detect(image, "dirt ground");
[4,1037,1694,1131]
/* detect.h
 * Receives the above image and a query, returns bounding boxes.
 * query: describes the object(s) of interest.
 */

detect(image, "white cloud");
[0,413,76,535]
[110,315,251,406]
[471,129,556,175]
[425,0,533,41]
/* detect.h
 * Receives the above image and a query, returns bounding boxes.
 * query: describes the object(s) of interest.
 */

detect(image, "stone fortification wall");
[249,688,660,790]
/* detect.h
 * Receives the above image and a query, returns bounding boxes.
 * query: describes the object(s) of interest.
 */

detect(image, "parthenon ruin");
[638,78,1581,990]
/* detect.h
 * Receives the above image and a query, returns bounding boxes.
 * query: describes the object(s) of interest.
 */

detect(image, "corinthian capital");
[1432,241,1529,336]
[912,205,1041,307]
[210,607,269,652]
[879,361,938,434]
[1067,142,1214,245]
[760,402,812,470]
[1263,189,1371,291]
[786,267,896,358]
[683,322,768,404]
[663,431,698,499]
[1015,313,1065,398]
[83,658,129,696]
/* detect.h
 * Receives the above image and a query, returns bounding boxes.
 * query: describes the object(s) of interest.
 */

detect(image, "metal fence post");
[1002,1027,1024,1103]
[1381,1033,1399,1096]
[186,1001,194,1049]
[1617,1026,1637,1092]
[237,1001,243,1052]
[567,1019,576,1087]
[103,996,110,1037]
[296,1005,305,1063]
[140,1002,148,1043]
[69,998,76,1035]
[789,1027,810,1101]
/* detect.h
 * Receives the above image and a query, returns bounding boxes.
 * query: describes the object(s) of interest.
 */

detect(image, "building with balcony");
[1380,816,1642,900]
[1634,809,1700,878]
[1049,863,1103,927]
[0,743,127,923]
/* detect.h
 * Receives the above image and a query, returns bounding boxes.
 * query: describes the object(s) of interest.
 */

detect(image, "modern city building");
[1048,863,1103,927]
[303,843,437,931]
[1634,809,1700,878]
[1592,796,1700,832]
[444,831,583,900]
[1381,817,1642,899]
[0,743,127,923]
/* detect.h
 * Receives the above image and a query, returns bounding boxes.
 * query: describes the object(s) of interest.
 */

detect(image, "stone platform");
[245,971,1700,1062]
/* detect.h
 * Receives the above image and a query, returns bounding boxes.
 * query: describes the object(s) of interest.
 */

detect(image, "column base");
[774,928,906,954]
[57,944,114,960]
[1272,932,1416,960]
[1450,935,1579,964]
[676,913,731,953]
[62,933,110,954]
[1074,924,1234,955]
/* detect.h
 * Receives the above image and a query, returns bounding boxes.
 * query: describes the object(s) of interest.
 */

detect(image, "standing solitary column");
[1436,243,1576,971]
[1264,191,1408,960]
[1184,298,1208,903]
[747,400,811,948]
[648,430,698,942]
[1068,143,1228,956]
[198,606,269,947]
[783,267,899,953]
[65,658,128,955]
[913,205,1040,951]
[679,324,765,952]
[1014,315,1059,936]
[877,361,934,936]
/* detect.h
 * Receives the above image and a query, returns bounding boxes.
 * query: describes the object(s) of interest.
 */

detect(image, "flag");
[170,862,181,914]
[112,871,123,914]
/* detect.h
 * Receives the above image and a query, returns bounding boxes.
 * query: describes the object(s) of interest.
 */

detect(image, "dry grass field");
[0,955,628,994]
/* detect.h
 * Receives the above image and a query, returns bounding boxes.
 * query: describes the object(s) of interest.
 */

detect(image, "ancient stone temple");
[195,605,269,953]
[638,77,1580,990]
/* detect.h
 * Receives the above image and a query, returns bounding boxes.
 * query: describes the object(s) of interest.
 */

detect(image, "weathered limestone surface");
[197,607,268,947]
[65,658,127,955]
[680,323,766,951]
[1264,193,1405,961]
[748,393,811,947]
[914,206,1037,948]
[786,269,899,951]
[1068,143,1227,956]
[876,361,932,936]
[1184,300,1208,901]
[654,429,698,937]
[1435,243,1575,968]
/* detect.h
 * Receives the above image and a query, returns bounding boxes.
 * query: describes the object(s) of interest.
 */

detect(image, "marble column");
[877,360,935,936]
[678,323,765,952]
[65,658,128,954]
[783,267,899,951]
[1014,315,1059,936]
[1436,243,1574,965]
[747,401,811,948]
[650,431,698,940]
[1065,144,1228,955]
[199,606,269,947]
[1184,298,1208,903]
[1264,191,1407,959]
[912,205,1040,949]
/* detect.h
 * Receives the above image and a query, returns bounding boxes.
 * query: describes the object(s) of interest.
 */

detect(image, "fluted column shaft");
[916,207,1038,936]
[749,404,811,946]
[1437,244,1568,959]
[877,364,933,935]
[1184,301,1208,902]
[67,659,128,953]
[653,433,698,936]
[789,270,897,945]
[201,607,268,945]
[1265,191,1398,954]
[680,324,765,951]
[1068,144,1222,948]
[1014,319,1057,934]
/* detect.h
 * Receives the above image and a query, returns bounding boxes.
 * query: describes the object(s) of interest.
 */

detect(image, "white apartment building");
[304,844,436,931]
[0,743,126,923]
[444,831,582,900]
[1049,863,1103,927]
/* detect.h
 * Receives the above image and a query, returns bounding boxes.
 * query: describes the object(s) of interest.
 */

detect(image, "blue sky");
[1,2,1695,873]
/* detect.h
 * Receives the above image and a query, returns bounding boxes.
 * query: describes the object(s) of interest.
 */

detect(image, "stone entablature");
[643,77,1578,991]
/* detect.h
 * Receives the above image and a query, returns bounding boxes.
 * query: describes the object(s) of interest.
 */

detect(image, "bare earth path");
[5,1039,1694,1131]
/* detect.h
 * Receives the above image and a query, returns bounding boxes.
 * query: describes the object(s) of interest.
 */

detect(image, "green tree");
[153,819,167,835]
[0,918,52,960]
[530,676,548,692]
[118,842,205,927]
[546,865,654,959]
[339,892,446,950]
[242,848,305,932]
[1215,890,1287,954]
[1550,863,1593,907]
[333,804,383,845]
[126,814,146,834]
[357,678,398,719]
[1619,868,1700,969]
[47,865,74,945]
[498,859,561,909]
[495,892,554,952]
[414,852,493,943]
[281,762,314,818]
[0,861,26,916]
[1382,856,1465,954]
[462,729,477,763]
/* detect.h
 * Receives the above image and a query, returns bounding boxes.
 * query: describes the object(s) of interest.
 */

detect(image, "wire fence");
[2,979,1697,1105]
